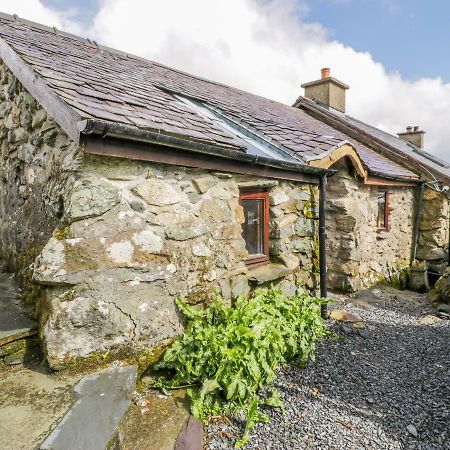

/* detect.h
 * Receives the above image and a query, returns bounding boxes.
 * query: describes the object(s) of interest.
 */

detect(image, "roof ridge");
[0,12,92,45]
[0,11,301,112]
[347,113,450,168]
[296,96,450,183]
[297,96,447,164]
[0,12,157,66]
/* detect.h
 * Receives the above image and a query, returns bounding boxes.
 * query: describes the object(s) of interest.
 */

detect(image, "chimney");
[397,125,425,149]
[301,67,349,113]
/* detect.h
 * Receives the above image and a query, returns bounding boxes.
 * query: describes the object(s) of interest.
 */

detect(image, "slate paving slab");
[0,273,36,346]
[40,365,137,450]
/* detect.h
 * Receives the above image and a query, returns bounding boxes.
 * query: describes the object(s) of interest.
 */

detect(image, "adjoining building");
[294,68,449,290]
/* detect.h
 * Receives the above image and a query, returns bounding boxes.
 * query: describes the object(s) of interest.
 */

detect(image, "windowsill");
[244,254,269,268]
[247,262,292,285]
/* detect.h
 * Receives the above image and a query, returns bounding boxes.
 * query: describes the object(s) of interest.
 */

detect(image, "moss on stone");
[302,199,313,219]
[52,339,175,377]
[19,244,45,306]
[60,289,77,302]
[64,244,98,271]
[53,226,72,240]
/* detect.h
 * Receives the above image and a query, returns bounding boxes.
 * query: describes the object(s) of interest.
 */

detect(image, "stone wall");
[0,60,80,274]
[326,159,415,291]
[33,154,318,369]
[417,188,449,275]
[428,266,450,315]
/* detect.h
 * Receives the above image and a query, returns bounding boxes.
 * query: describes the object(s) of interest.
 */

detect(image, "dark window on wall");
[239,191,269,266]
[377,189,390,229]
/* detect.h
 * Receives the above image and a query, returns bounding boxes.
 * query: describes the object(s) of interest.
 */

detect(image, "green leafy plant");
[154,287,327,447]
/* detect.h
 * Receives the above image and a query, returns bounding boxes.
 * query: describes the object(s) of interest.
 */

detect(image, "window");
[239,191,269,266]
[377,189,389,230]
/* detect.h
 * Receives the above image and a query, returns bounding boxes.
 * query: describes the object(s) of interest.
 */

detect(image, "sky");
[0,0,449,161]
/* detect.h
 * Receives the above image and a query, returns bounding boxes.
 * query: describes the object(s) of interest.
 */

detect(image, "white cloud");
[0,0,84,34]
[1,0,449,161]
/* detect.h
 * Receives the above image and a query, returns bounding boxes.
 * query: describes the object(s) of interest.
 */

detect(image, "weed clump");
[155,287,327,447]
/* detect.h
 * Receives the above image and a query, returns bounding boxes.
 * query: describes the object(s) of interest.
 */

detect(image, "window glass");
[377,191,388,229]
[241,198,265,255]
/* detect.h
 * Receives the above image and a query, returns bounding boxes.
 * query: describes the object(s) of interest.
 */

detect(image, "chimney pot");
[398,125,425,148]
[321,67,330,79]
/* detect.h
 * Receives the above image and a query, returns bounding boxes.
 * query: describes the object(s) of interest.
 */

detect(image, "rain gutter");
[79,119,335,177]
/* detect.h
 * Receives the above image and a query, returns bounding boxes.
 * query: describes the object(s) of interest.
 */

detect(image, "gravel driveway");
[206,286,450,449]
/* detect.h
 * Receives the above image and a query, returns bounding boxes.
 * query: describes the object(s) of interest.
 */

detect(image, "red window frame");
[239,191,270,267]
[377,189,390,230]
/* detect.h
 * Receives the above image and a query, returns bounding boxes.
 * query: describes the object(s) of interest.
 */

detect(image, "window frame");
[377,189,390,231]
[239,191,270,267]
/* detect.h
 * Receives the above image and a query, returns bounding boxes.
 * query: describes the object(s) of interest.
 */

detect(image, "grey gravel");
[206,286,450,449]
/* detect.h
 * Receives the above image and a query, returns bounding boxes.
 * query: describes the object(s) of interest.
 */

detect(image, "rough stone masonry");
[34,156,318,369]
[0,63,318,369]
[326,160,415,292]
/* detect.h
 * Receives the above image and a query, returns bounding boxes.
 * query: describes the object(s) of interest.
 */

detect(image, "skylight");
[173,94,300,163]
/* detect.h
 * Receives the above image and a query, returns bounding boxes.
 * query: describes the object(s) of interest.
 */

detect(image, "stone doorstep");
[112,387,194,450]
[40,365,138,450]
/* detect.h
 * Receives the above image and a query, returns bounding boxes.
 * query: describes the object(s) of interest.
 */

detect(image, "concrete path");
[0,365,80,450]
[0,273,36,346]
[40,365,137,450]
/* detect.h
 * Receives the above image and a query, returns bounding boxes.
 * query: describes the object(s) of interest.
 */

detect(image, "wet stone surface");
[206,286,450,449]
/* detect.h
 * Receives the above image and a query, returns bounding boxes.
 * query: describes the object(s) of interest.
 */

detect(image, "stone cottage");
[0,14,329,368]
[0,14,448,368]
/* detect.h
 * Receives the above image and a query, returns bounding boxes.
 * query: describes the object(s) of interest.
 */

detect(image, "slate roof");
[0,13,418,180]
[346,115,450,181]
[295,97,450,183]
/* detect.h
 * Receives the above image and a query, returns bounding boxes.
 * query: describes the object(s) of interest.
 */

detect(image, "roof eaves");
[0,27,81,143]
[79,118,332,178]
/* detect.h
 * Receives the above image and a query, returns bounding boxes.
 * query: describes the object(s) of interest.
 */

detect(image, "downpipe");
[411,182,425,262]
[319,174,328,318]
